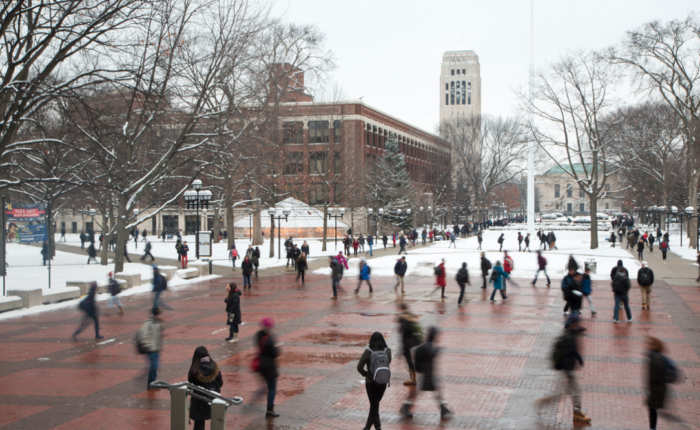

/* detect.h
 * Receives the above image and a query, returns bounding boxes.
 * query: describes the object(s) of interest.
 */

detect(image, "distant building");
[439,50,481,124]
[535,164,622,215]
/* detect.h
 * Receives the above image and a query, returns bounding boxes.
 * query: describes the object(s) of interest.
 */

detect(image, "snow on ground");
[314,229,641,281]
[642,223,699,262]
[57,233,349,270]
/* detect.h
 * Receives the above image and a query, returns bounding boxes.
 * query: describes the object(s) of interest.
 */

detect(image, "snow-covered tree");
[366,133,415,230]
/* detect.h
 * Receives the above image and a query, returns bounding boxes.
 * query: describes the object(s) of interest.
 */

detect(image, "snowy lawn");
[314,229,641,281]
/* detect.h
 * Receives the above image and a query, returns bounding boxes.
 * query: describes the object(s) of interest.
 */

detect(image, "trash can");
[585,260,597,274]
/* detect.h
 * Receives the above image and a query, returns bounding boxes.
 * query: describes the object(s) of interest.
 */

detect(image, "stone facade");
[439,50,481,123]
[535,164,623,215]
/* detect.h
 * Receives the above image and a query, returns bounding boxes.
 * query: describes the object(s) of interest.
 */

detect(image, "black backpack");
[414,343,430,373]
[612,273,627,294]
[490,269,500,281]
[434,266,442,276]
[638,269,651,286]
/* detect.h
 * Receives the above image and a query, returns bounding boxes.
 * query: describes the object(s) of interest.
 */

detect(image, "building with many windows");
[439,50,481,123]
[535,164,623,215]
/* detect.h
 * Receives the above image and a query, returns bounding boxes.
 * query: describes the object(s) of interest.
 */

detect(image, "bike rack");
[150,380,243,430]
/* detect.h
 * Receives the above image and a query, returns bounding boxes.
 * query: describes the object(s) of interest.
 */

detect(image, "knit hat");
[260,317,275,329]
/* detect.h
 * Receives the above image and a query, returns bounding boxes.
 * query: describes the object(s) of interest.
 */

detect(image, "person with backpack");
[137,308,163,389]
[517,232,523,251]
[646,336,680,430]
[254,317,281,418]
[497,233,504,251]
[330,256,341,300]
[532,250,551,288]
[582,267,596,316]
[637,237,646,260]
[252,246,260,277]
[241,255,253,290]
[610,231,617,248]
[432,258,447,299]
[86,242,97,264]
[648,232,655,252]
[612,266,633,323]
[502,251,513,292]
[188,346,223,429]
[72,282,103,340]
[548,231,557,250]
[659,239,669,260]
[540,314,592,424]
[175,238,182,261]
[180,241,189,268]
[224,283,241,342]
[401,326,451,419]
[394,256,407,295]
[561,269,583,317]
[356,259,373,295]
[296,252,307,284]
[398,234,408,255]
[230,244,238,269]
[480,252,491,289]
[106,272,124,315]
[448,231,456,248]
[398,303,420,386]
[524,233,531,252]
[477,231,483,250]
[539,230,548,250]
[638,261,655,310]
[489,261,509,302]
[456,262,470,306]
[357,332,391,430]
[152,266,171,312]
[140,240,155,262]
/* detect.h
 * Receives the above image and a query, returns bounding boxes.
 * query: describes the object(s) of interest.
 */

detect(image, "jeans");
[74,312,100,337]
[266,376,277,406]
[193,420,204,430]
[490,289,506,300]
[296,270,305,283]
[365,381,387,418]
[638,250,643,259]
[458,282,466,304]
[243,275,251,288]
[107,295,122,309]
[399,245,406,255]
[332,278,338,297]
[232,257,237,268]
[147,352,159,388]
[356,279,373,293]
[229,323,239,337]
[533,268,551,285]
[368,244,373,256]
[649,408,657,429]
[403,346,414,371]
[584,294,595,312]
[141,251,154,261]
[613,294,632,321]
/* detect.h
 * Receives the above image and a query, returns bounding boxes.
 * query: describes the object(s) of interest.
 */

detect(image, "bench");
[177,268,200,279]
[42,287,81,304]
[66,281,93,295]
[7,289,43,308]
[158,266,178,281]
[188,261,210,277]
[114,273,141,289]
[0,296,23,313]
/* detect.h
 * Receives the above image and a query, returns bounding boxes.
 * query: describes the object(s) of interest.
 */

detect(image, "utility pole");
[527,0,536,235]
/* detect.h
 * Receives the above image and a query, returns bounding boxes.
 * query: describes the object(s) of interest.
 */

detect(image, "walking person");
[41,241,50,266]
[85,242,97,264]
[539,230,547,250]
[301,240,310,258]
[180,241,189,268]
[648,232,655,252]
[582,267,596,316]
[140,240,155,262]
[456,262,470,307]
[175,238,182,261]
[382,234,388,249]
[106,272,124,315]
[152,266,172,312]
[659,239,669,260]
[398,234,407,255]
[398,304,420,386]
[393,256,407,295]
[355,259,373,295]
[400,327,451,419]
[188,346,224,429]
[292,245,301,271]
[480,252,491,289]
[72,282,103,340]
[497,233,504,251]
[524,233,531,252]
[449,232,456,248]
[532,250,551,288]
[59,226,66,242]
[517,232,523,251]
[357,332,391,430]
[141,228,147,242]
[256,318,281,418]
[549,231,557,250]
[561,269,583,317]
[296,252,307,284]
[637,237,645,260]
[79,231,86,249]
[330,256,341,300]
[489,261,509,302]
[136,308,163,389]
[241,255,253,290]
[352,237,360,257]
[477,231,483,250]
[123,243,132,263]
[230,245,238,269]
[252,246,260,277]
[224,283,241,342]
[612,266,633,323]
[502,251,513,292]
[432,258,447,299]
[538,314,592,423]
[646,336,683,430]
[638,261,655,310]
[610,231,617,248]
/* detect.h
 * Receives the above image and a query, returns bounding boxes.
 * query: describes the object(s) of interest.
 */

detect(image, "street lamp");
[184,179,212,259]
[327,208,345,250]
[268,208,290,259]
[366,208,382,241]
[245,208,253,243]
[88,208,97,235]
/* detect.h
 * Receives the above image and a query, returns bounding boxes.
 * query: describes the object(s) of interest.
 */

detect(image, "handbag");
[227,312,235,324]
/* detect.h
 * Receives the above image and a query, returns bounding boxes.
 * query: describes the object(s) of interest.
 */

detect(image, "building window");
[333,120,342,144]
[579,186,585,198]
[456,81,460,104]
[605,183,610,192]
[445,94,448,105]
[309,151,327,174]
[567,203,572,212]
[462,81,466,107]
[468,92,471,105]
[457,69,460,75]
[284,152,304,174]
[308,121,329,143]
[445,83,448,90]
[555,184,560,198]
[555,203,559,209]
[462,69,465,74]
[310,185,325,205]
[450,81,455,105]
[451,69,454,75]
[579,203,585,212]
[468,82,471,90]
[566,184,572,198]
[283,122,303,144]
[333,151,341,172]
[606,203,609,209]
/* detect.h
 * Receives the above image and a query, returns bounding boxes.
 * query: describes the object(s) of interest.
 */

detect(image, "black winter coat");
[398,312,419,349]
[241,259,253,276]
[415,341,438,391]
[225,290,241,325]
[296,257,308,271]
[480,257,491,275]
[559,327,584,371]
[188,361,223,421]
[456,267,469,284]
[394,260,407,276]
[647,350,668,409]
[256,330,279,380]
[301,244,310,256]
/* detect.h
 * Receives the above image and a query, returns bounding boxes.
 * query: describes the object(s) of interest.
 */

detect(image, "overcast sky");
[275,0,698,135]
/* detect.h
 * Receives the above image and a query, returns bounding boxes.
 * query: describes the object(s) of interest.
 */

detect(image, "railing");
[150,380,243,430]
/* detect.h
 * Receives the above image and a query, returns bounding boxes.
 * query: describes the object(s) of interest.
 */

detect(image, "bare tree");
[520,51,620,249]
[607,15,700,247]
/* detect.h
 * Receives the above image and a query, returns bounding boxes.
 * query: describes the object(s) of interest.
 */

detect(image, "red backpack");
[504,257,514,273]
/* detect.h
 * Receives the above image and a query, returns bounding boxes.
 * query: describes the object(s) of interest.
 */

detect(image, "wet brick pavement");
[1,271,700,429]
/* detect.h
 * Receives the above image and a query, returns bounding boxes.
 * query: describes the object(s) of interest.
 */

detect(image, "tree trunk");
[114,198,128,273]
[322,203,328,252]
[252,202,262,246]
[212,206,221,244]
[100,212,109,265]
[689,170,699,249]
[269,217,275,258]
[226,204,234,247]
[589,193,599,249]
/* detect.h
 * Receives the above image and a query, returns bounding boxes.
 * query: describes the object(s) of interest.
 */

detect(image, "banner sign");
[5,203,47,243]
[198,231,212,257]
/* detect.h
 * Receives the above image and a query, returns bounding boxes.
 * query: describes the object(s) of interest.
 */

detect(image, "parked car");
[541,213,557,220]
[555,213,565,218]
[574,217,591,224]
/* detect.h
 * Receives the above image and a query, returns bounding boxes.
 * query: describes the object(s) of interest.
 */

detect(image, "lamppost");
[89,208,96,234]
[133,209,139,250]
[327,208,345,250]
[500,204,506,220]
[366,208,382,241]
[245,208,253,243]
[268,207,290,259]
[184,179,212,259]
[671,206,683,246]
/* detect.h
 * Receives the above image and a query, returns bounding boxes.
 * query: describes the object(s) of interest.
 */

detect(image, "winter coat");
[330,258,341,280]
[414,341,438,391]
[256,330,279,379]
[188,360,223,421]
[301,244,310,256]
[87,244,96,258]
[456,264,469,284]
[435,263,446,287]
[81,285,98,316]
[241,259,253,276]
[612,271,631,295]
[180,245,189,256]
[524,236,530,245]
[367,235,374,246]
[41,243,49,259]
[352,240,359,250]
[225,290,242,325]
[296,256,307,271]
[357,346,392,383]
[480,256,491,275]
[337,254,348,269]
[497,235,504,244]
[108,278,121,296]
[359,263,371,280]
[382,236,388,245]
[610,260,623,280]
[152,273,167,292]
[647,350,668,409]
[399,236,407,246]
[561,274,582,310]
[567,256,579,272]
[558,327,584,371]
[292,247,301,262]
[139,317,163,352]
[503,256,513,273]
[251,249,260,265]
[610,233,616,243]
[582,274,592,295]
[637,241,645,252]
[394,260,407,276]
[537,255,547,270]
[398,311,419,349]
[637,267,654,287]
[490,265,509,290]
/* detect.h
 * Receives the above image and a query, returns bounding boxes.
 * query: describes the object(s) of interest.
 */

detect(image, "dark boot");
[400,403,413,418]
[265,405,279,418]
[440,404,452,417]
[362,416,372,430]
[372,416,382,430]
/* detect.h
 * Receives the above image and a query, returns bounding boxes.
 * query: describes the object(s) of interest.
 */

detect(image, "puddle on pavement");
[302,330,387,347]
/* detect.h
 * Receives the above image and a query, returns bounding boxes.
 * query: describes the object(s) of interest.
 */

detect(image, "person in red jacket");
[503,251,514,293]
[432,258,447,299]
[352,237,360,256]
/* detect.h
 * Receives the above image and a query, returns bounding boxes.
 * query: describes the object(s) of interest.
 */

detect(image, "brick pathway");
[2,267,700,429]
